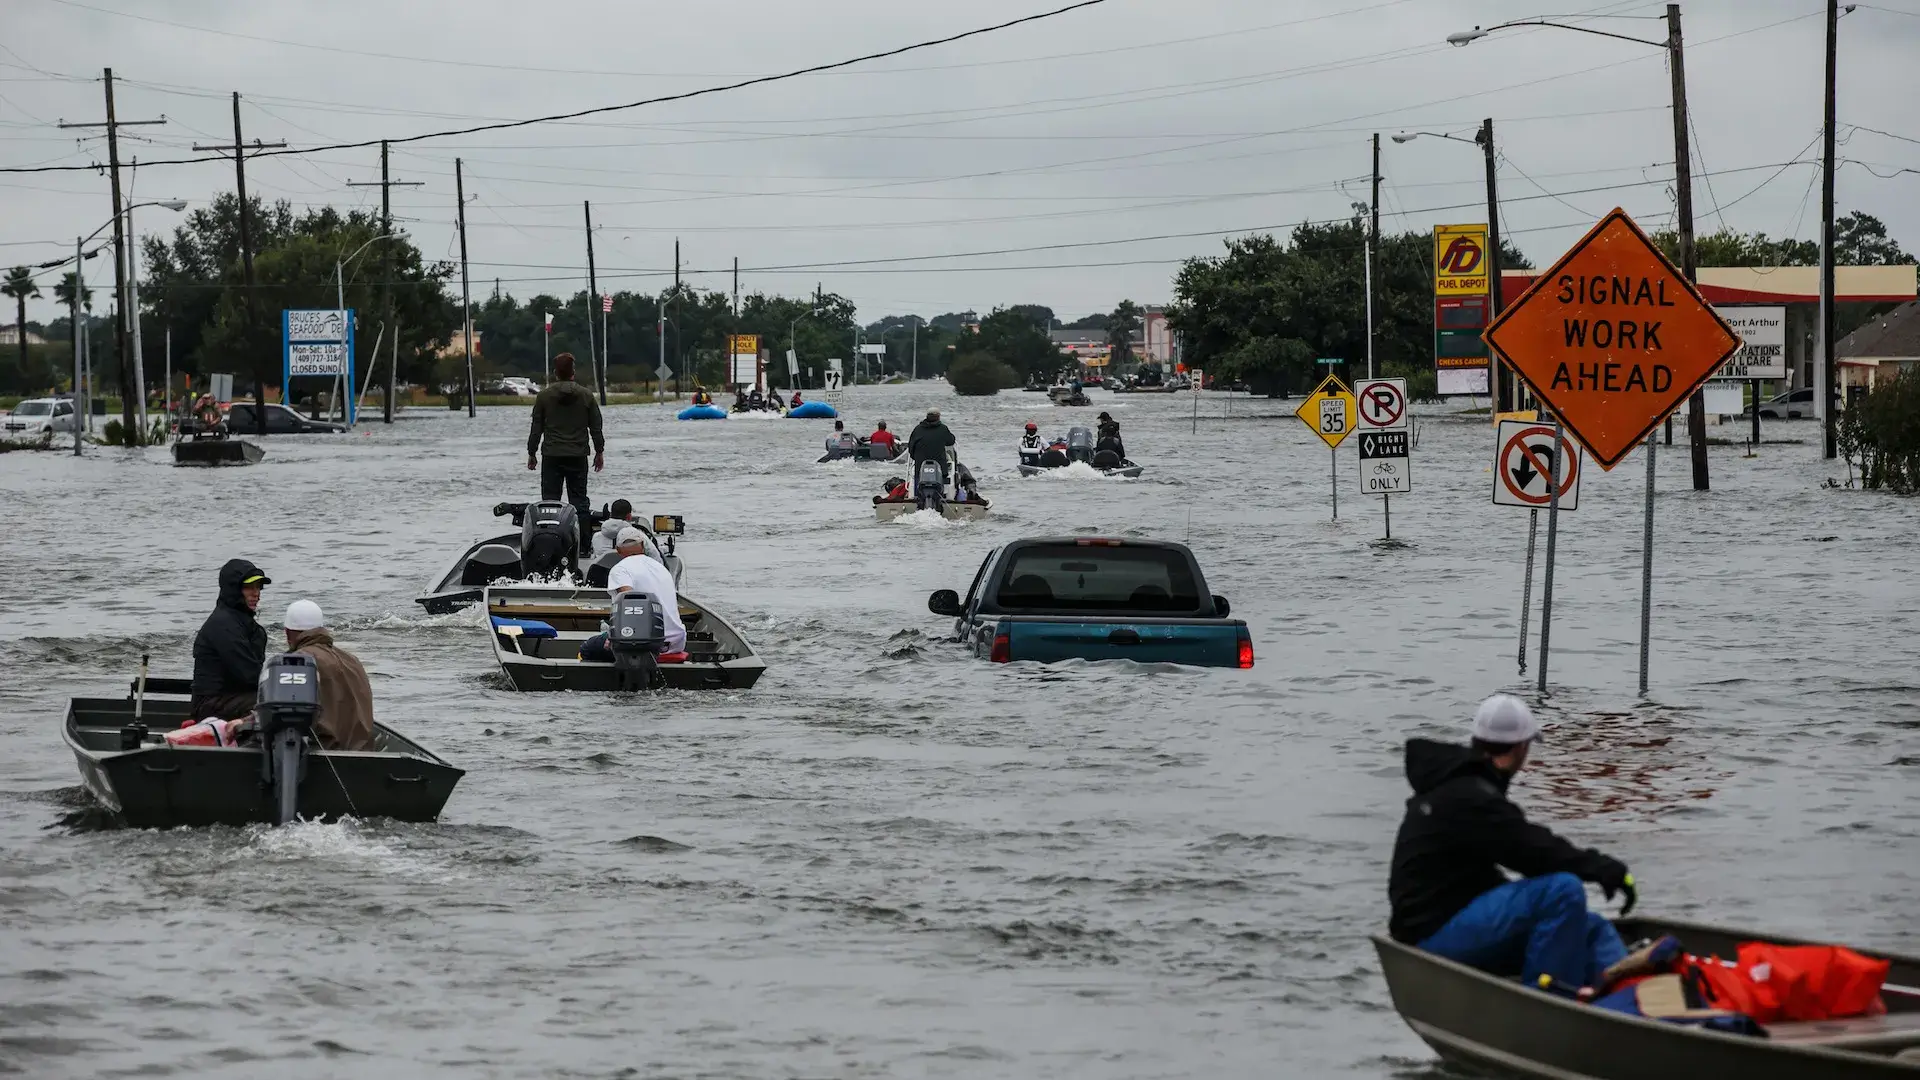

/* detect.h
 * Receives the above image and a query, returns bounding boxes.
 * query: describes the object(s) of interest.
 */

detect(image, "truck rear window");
[995,544,1200,612]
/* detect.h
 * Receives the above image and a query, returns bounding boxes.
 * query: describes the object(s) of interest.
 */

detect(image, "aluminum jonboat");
[485,585,765,692]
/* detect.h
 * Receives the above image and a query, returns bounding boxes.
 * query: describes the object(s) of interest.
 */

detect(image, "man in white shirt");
[603,526,686,653]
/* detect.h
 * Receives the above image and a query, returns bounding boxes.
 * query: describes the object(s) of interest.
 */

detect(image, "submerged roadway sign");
[1356,377,1408,431]
[1481,207,1741,470]
[1295,374,1356,449]
[1492,419,1582,511]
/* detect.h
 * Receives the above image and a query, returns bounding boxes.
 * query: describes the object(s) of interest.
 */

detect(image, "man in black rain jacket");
[1388,695,1635,992]
[907,410,955,477]
[190,559,271,719]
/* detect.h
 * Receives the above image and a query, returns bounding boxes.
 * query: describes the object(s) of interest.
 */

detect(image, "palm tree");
[53,271,93,315]
[1106,299,1142,372]
[2,266,38,377]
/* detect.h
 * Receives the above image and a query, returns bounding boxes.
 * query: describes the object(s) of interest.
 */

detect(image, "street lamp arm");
[1452,20,1666,49]
[338,231,403,271]
[1392,131,1477,146]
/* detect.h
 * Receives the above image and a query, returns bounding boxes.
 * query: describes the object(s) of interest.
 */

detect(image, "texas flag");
[543,311,554,334]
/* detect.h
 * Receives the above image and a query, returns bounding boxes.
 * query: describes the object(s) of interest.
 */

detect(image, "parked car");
[3,397,79,436]
[225,402,346,434]
[1748,387,1815,419]
[927,537,1253,668]
[496,377,540,397]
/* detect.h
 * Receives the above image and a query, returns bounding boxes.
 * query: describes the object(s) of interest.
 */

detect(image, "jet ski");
[1017,426,1143,477]
[415,502,684,614]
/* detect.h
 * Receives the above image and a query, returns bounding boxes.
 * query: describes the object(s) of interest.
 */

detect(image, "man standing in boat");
[190,559,271,720]
[526,352,604,556]
[279,600,376,752]
[908,409,955,477]
[1388,695,1635,994]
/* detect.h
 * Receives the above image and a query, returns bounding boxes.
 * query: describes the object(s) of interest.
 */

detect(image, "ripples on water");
[1,388,1915,1078]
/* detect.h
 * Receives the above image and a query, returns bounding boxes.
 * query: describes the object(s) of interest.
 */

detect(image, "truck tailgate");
[1004,617,1245,667]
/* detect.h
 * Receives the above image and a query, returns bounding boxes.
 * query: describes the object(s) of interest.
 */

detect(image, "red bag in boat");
[1684,944,1889,1023]
[164,718,238,747]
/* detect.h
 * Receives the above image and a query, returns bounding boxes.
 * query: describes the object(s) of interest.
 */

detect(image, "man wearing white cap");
[281,600,376,752]
[580,527,686,661]
[1388,695,1635,995]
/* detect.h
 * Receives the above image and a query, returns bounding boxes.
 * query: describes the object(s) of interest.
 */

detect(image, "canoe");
[1373,916,1920,1079]
[415,512,684,614]
[484,584,766,691]
[172,438,264,466]
[875,500,990,523]
[676,404,728,420]
[63,678,462,828]
[787,401,838,419]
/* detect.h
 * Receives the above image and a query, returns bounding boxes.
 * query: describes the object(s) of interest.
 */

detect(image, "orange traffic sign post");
[1482,207,1740,471]
[1483,207,1739,695]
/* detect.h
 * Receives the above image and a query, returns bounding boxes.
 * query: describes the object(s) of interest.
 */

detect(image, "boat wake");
[894,508,964,529]
[362,604,489,632]
[1030,461,1136,482]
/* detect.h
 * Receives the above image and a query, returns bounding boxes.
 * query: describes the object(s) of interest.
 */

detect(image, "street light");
[789,307,823,389]
[1447,5,1713,490]
[334,232,402,428]
[65,198,187,455]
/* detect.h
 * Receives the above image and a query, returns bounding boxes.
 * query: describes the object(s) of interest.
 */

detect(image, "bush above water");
[947,352,1017,397]
[1837,367,1920,494]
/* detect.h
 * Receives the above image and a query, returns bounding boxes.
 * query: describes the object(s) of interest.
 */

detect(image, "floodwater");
[1,386,1915,1079]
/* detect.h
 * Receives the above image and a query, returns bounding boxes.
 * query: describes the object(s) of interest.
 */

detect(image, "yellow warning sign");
[1295,374,1357,449]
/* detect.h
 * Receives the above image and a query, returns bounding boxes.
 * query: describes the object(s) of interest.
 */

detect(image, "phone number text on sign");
[288,343,348,376]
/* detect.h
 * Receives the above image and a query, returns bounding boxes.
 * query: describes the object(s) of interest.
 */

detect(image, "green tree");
[3,266,39,381]
[53,272,93,314]
[947,351,1017,395]
[1106,299,1142,369]
[973,306,1064,383]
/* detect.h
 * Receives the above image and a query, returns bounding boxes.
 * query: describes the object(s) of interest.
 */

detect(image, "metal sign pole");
[1536,414,1563,692]
[1330,447,1339,521]
[1638,433,1656,696]
[1382,493,1391,540]
[1518,508,1538,675]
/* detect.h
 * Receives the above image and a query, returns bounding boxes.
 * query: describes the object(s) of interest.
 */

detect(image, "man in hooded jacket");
[190,559,270,719]
[908,410,955,476]
[527,352,605,554]
[279,600,377,752]
[1389,695,1635,993]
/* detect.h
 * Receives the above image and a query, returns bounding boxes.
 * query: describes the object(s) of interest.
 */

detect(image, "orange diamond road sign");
[1481,207,1741,470]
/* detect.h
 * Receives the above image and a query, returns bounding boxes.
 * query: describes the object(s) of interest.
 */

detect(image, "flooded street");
[2,386,1916,1079]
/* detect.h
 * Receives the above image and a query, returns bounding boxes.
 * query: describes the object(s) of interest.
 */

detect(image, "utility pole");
[1665,4,1709,490]
[1476,118,1509,413]
[583,201,604,404]
[1369,133,1381,380]
[1819,0,1839,459]
[58,69,165,444]
[672,236,680,392]
[193,94,285,436]
[455,158,475,417]
[347,140,421,424]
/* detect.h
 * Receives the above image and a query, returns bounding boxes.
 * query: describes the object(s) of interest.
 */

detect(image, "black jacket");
[190,559,269,710]
[1388,738,1628,945]
[907,419,954,465]
[527,379,605,459]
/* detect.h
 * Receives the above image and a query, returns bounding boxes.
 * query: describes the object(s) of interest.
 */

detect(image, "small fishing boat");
[1374,916,1920,1079]
[485,584,766,691]
[415,503,684,614]
[63,676,462,828]
[873,456,991,522]
[819,438,906,463]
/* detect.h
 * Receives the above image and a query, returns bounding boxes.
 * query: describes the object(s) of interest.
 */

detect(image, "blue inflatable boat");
[787,401,838,419]
[677,404,728,421]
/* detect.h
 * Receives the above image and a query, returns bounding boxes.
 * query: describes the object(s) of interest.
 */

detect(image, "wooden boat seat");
[1765,1010,1920,1050]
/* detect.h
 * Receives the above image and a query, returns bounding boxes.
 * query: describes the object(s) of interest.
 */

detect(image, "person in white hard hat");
[1387,695,1637,996]
[280,600,377,751]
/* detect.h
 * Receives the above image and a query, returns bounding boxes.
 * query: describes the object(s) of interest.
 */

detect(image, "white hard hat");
[284,599,325,632]
[1471,694,1540,744]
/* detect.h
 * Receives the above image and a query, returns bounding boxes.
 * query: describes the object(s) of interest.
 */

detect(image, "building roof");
[1836,299,1920,362]
[1049,328,1104,345]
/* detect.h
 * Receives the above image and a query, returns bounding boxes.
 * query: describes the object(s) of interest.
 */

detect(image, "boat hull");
[1374,918,1920,1079]
[1017,461,1142,478]
[415,528,683,613]
[874,501,989,523]
[172,439,264,466]
[485,585,766,693]
[64,692,461,829]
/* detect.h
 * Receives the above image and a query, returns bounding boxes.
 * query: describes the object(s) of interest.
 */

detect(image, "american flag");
[601,294,613,313]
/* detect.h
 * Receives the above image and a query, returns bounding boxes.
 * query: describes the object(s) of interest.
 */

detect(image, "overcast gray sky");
[4,0,1917,328]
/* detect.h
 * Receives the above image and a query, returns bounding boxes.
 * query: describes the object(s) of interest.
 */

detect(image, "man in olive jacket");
[527,352,605,552]
[280,600,376,751]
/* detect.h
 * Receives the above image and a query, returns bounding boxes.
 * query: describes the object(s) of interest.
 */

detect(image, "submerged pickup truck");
[927,537,1252,668]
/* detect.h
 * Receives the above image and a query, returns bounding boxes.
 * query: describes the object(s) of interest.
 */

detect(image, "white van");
[3,397,79,436]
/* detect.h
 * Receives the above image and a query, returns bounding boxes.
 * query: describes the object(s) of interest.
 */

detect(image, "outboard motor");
[519,501,579,580]
[255,653,320,826]
[914,459,946,512]
[584,550,621,589]
[607,590,667,691]
[1092,435,1124,470]
[460,543,522,587]
[1066,427,1095,464]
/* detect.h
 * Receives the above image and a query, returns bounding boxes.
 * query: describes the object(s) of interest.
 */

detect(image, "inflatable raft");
[787,401,838,419]
[677,404,728,420]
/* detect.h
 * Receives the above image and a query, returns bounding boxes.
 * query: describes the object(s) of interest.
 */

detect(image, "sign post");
[282,309,355,424]
[1483,208,1739,693]
[1712,305,1785,454]
[824,358,844,407]
[1355,377,1410,540]
[726,334,759,392]
[1294,373,1356,521]
[1433,224,1492,400]
[1190,367,1203,435]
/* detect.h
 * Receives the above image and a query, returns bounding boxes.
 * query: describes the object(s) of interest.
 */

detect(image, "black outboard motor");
[585,550,621,589]
[607,590,667,691]
[914,459,947,512]
[461,543,522,587]
[519,501,579,580]
[255,653,320,826]
[1093,435,1125,470]
[1066,426,1095,464]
